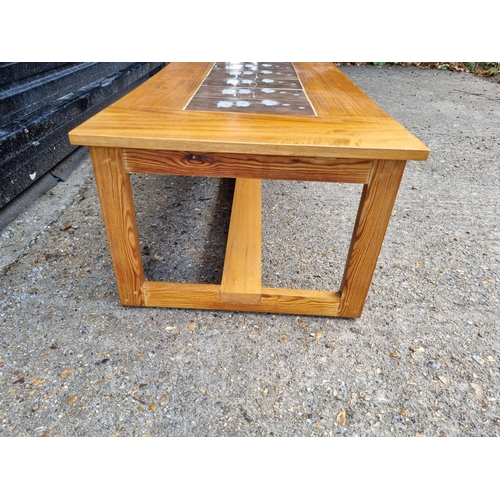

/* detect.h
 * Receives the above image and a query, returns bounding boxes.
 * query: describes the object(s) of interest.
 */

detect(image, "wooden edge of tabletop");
[70,110,429,161]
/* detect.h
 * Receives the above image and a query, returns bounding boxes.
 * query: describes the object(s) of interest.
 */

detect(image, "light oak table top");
[69,62,429,162]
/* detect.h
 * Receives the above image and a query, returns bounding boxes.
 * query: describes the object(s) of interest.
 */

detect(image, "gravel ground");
[0,65,499,437]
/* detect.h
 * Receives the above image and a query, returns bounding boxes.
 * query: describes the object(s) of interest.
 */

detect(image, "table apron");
[122,148,372,184]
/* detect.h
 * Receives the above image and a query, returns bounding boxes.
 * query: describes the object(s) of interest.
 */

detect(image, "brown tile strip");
[185,62,316,116]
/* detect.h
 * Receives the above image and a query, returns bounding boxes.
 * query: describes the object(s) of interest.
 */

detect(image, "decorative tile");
[185,62,316,116]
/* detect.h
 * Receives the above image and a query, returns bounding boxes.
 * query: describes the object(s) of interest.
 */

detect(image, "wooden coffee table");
[69,62,429,318]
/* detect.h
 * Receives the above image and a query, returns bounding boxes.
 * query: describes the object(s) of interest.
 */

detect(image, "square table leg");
[89,146,145,306]
[338,159,407,317]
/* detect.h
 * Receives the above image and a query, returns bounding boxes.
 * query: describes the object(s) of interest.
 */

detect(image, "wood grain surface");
[220,178,262,304]
[293,63,391,118]
[338,159,407,317]
[89,146,145,306]
[123,149,372,183]
[69,63,429,161]
[107,62,213,111]
[143,282,341,316]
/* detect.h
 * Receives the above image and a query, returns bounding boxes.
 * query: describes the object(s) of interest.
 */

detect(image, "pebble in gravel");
[426,360,441,370]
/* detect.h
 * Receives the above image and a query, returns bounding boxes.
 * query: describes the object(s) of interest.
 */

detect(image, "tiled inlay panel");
[185,62,316,116]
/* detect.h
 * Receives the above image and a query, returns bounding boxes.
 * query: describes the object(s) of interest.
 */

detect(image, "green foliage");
[464,62,500,77]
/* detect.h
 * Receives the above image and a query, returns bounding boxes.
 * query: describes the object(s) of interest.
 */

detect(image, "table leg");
[89,146,145,306]
[338,159,407,317]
